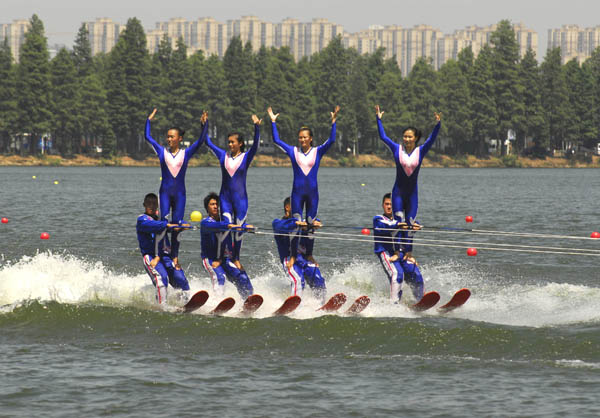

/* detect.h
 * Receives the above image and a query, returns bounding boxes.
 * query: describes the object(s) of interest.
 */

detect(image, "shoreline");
[0,153,599,168]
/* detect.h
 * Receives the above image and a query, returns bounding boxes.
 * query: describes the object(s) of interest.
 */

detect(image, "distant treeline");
[1,15,600,159]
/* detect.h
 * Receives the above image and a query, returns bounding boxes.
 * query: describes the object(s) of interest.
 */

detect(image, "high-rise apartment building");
[0,19,30,62]
[548,24,600,63]
[85,18,122,56]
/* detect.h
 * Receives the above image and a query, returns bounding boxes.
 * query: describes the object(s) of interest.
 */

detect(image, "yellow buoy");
[54,180,59,185]
[190,211,203,222]
[361,183,366,186]
[32,175,37,179]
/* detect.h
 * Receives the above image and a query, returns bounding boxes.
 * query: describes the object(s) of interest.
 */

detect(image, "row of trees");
[1,15,600,158]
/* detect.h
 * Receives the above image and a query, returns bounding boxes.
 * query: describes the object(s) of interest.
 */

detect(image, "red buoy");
[361,228,371,236]
[466,247,478,256]
[465,215,473,223]
[1,217,7,224]
[40,232,50,240]
[591,231,600,239]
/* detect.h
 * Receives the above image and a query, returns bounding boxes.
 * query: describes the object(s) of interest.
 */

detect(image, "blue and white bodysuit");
[205,123,259,261]
[272,217,326,302]
[200,216,253,300]
[271,122,336,224]
[377,117,440,252]
[373,214,423,302]
[136,214,190,305]
[144,120,208,257]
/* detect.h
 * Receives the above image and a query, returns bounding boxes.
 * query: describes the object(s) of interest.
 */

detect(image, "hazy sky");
[2,0,599,59]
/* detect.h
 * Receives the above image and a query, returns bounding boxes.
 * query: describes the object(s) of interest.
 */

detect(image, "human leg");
[377,251,404,302]
[143,254,168,304]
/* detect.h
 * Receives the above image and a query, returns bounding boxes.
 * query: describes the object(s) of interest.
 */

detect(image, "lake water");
[1,166,599,417]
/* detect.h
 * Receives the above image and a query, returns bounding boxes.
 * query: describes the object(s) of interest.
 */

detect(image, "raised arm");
[144,108,162,155]
[246,114,262,162]
[375,105,397,153]
[420,112,442,156]
[187,110,208,156]
[318,106,339,155]
[268,106,294,156]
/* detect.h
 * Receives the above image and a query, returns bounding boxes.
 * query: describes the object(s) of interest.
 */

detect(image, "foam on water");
[1,251,599,327]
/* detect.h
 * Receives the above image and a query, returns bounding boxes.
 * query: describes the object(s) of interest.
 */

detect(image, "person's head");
[298,127,313,150]
[167,127,185,149]
[382,192,392,217]
[227,133,245,155]
[143,193,159,217]
[204,192,220,218]
[283,196,291,217]
[402,126,422,149]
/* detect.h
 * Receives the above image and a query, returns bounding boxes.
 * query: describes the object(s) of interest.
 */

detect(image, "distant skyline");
[2,0,600,59]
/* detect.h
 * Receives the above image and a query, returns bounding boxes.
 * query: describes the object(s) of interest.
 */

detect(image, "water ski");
[242,294,264,315]
[439,288,471,313]
[318,293,347,312]
[410,291,440,312]
[181,290,209,313]
[273,296,301,316]
[210,297,236,315]
[346,295,370,314]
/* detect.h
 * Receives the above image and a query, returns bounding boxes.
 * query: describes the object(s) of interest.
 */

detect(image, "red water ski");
[242,294,263,315]
[438,288,471,312]
[318,293,347,312]
[410,291,440,312]
[182,290,209,313]
[345,295,370,314]
[210,297,236,315]
[273,296,301,316]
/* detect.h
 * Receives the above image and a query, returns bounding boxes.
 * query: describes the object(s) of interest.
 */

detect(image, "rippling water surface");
[1,166,599,417]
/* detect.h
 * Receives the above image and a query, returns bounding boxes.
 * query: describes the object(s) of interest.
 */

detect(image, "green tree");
[165,38,194,133]
[517,49,546,154]
[345,49,369,154]
[72,23,93,77]
[406,57,438,135]
[188,50,208,141]
[470,45,497,156]
[16,14,51,155]
[80,71,112,156]
[223,37,257,134]
[50,48,81,155]
[586,47,600,143]
[203,54,231,143]
[540,47,569,150]
[490,20,524,151]
[311,36,349,152]
[0,39,17,153]
[578,59,598,147]
[438,59,472,154]
[105,17,150,155]
[374,70,411,153]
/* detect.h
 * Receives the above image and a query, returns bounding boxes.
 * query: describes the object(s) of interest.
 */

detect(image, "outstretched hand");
[267,107,279,123]
[148,108,157,121]
[434,112,442,122]
[200,110,208,125]
[375,105,384,119]
[331,105,340,123]
[252,114,262,125]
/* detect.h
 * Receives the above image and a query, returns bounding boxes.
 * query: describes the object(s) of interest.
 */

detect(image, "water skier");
[204,113,261,269]
[268,105,339,256]
[144,109,208,267]
[136,193,191,305]
[375,105,441,262]
[373,193,424,303]
[272,197,326,303]
[200,192,254,301]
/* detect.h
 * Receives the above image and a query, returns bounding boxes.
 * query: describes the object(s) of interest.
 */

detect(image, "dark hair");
[144,193,159,208]
[283,197,291,208]
[298,127,313,147]
[203,192,219,211]
[168,127,185,138]
[382,193,392,204]
[227,133,245,152]
[403,127,422,144]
